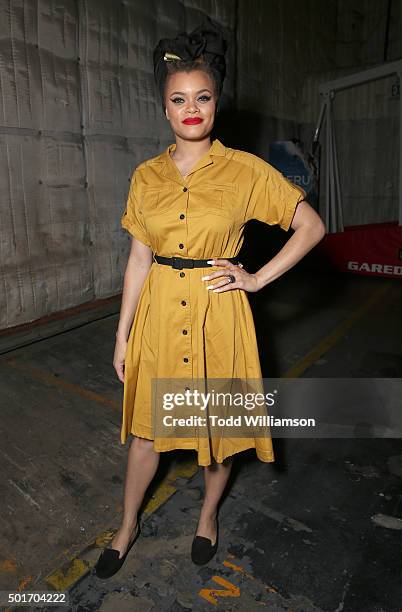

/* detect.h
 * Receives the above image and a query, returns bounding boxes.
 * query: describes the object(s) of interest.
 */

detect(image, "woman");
[95,17,325,579]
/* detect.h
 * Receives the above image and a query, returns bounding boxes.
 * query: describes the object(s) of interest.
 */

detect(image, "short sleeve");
[121,170,152,247]
[247,163,307,231]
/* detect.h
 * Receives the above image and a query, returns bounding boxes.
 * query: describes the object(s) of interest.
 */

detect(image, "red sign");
[317,222,402,278]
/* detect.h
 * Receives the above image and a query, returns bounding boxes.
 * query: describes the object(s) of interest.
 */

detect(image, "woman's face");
[164,69,217,141]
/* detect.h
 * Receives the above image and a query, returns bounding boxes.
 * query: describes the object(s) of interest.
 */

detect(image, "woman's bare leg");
[195,456,233,544]
[111,436,160,557]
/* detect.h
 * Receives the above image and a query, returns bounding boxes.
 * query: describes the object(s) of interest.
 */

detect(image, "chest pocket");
[141,184,175,217]
[202,181,239,218]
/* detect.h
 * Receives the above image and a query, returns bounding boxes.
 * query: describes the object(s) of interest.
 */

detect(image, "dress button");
[183,187,188,192]
[180,272,185,277]
[179,243,184,249]
[181,300,186,306]
[183,357,189,363]
[180,213,185,219]
[182,329,188,335]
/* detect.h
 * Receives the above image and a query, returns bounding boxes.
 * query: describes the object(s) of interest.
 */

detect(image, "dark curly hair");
[153,17,227,114]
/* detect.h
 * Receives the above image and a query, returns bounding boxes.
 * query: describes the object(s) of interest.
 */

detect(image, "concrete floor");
[1,244,401,611]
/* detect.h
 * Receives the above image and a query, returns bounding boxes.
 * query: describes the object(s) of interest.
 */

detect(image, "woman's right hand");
[114,333,128,383]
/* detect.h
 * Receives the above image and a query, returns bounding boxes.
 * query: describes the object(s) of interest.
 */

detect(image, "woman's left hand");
[201,258,262,293]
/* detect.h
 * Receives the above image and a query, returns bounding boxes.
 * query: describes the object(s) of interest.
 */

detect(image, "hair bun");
[153,16,228,111]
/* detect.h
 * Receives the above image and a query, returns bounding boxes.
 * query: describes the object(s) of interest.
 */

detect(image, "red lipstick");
[182,117,203,125]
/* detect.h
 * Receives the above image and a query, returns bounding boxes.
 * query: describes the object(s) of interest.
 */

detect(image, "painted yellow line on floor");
[223,556,278,592]
[282,281,392,378]
[43,458,198,592]
[1,358,198,592]
[196,554,279,606]
[2,358,121,411]
[199,575,241,605]
[142,458,198,516]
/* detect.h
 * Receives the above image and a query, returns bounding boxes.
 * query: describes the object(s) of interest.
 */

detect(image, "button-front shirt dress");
[120,138,306,466]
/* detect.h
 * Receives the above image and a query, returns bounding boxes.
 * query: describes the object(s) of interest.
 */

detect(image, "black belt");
[153,254,240,270]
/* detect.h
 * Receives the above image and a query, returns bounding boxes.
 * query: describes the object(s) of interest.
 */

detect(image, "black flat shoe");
[94,520,141,579]
[191,516,219,565]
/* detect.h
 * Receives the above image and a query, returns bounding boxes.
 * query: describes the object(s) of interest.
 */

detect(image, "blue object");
[269,141,317,208]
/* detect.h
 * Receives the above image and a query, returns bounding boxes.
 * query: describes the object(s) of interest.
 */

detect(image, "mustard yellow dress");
[120,138,306,466]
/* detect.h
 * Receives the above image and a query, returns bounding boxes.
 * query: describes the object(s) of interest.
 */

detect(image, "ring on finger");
[227,274,236,284]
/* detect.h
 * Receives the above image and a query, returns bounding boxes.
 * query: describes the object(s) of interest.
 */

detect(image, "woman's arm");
[114,238,153,383]
[116,238,153,342]
[202,200,325,295]
[254,200,325,289]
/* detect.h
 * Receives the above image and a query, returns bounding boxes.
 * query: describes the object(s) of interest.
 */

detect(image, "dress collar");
[166,137,226,159]
[159,138,226,182]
